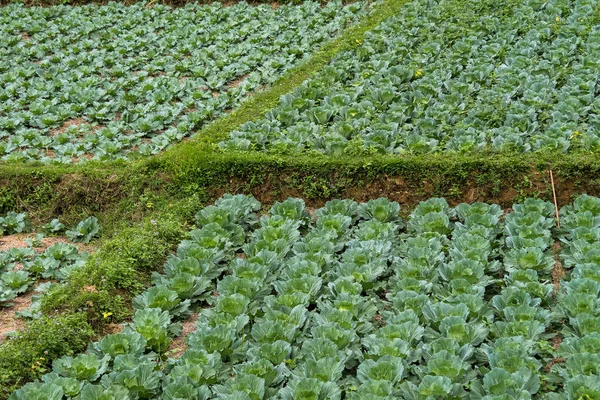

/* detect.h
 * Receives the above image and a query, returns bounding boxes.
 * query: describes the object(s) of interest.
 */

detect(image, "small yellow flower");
[102,311,113,319]
[415,69,423,77]
[355,39,362,45]
[555,16,560,22]
[569,131,581,140]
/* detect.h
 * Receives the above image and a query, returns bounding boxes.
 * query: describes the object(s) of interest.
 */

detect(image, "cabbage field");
[222,0,600,155]
[3,0,600,398]
[0,213,96,311]
[0,1,366,162]
[10,193,600,399]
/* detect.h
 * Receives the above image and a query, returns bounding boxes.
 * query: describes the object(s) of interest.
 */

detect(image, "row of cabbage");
[0,1,367,163]
[0,213,98,311]
[0,243,88,313]
[13,194,600,399]
[222,0,600,155]
[0,213,100,243]
[545,196,600,399]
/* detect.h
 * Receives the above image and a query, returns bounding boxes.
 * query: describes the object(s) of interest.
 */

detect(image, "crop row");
[222,0,600,155]
[545,196,600,399]
[9,194,600,398]
[0,214,97,312]
[0,243,88,315]
[0,1,366,162]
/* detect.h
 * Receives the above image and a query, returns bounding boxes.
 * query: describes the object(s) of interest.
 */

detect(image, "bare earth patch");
[0,234,30,252]
[543,240,567,372]
[50,118,87,136]
[227,73,250,89]
[0,233,94,254]
[552,240,565,297]
[167,312,199,359]
[103,322,125,335]
[0,290,35,343]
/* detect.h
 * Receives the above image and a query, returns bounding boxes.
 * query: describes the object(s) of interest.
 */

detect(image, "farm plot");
[10,193,600,399]
[0,1,366,163]
[0,213,93,341]
[222,0,600,155]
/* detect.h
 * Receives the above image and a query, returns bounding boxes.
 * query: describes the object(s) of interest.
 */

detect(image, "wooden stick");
[549,170,560,228]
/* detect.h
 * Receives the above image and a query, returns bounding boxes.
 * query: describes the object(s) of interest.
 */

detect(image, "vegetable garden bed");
[219,0,600,155]
[2,0,600,397]
[8,193,600,399]
[0,1,367,162]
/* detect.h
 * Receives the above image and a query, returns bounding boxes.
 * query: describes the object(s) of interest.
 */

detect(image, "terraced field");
[0,214,96,310]
[9,194,600,399]
[0,1,366,162]
[2,0,600,398]
[222,0,600,155]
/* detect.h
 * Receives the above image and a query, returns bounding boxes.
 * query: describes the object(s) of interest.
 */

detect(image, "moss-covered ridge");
[3,151,600,224]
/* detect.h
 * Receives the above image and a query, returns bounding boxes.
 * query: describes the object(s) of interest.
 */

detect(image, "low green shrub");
[0,314,94,398]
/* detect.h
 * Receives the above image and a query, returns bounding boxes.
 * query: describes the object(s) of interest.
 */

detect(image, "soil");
[167,312,199,358]
[0,290,35,343]
[50,118,88,136]
[0,233,94,254]
[212,168,579,211]
[226,73,250,89]
[103,322,125,335]
[552,241,565,297]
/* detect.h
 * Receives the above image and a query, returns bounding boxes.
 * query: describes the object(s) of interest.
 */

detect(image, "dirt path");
[167,312,199,358]
[0,233,94,254]
[0,290,35,342]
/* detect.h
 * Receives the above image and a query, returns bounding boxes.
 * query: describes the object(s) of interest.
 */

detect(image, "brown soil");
[227,73,250,89]
[103,322,125,335]
[0,234,30,252]
[545,329,566,371]
[167,312,199,358]
[0,290,35,343]
[83,285,99,293]
[50,118,87,136]
[544,240,567,372]
[552,241,565,297]
[545,356,566,372]
[0,234,94,254]
[210,167,584,211]
[551,334,562,350]
[0,234,95,342]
